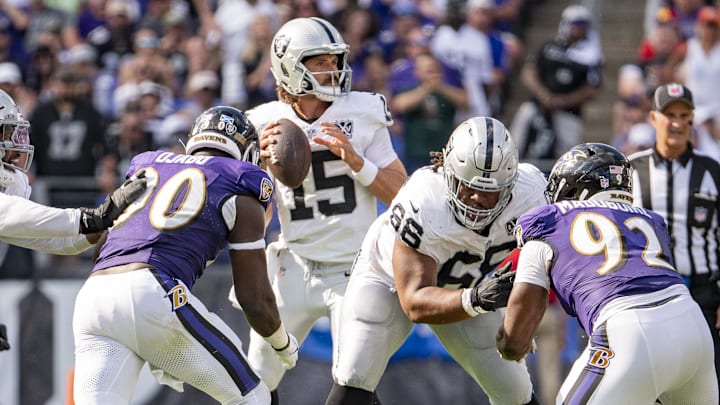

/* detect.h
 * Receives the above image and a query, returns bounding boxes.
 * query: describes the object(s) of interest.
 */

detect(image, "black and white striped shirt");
[629,145,720,277]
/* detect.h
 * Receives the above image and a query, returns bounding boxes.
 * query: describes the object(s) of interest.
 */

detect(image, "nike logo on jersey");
[409,201,420,214]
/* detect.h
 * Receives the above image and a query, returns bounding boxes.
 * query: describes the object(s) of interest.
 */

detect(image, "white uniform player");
[326,117,546,405]
[0,89,146,352]
[228,17,407,402]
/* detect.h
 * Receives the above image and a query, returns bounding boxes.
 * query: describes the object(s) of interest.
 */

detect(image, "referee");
[629,83,720,388]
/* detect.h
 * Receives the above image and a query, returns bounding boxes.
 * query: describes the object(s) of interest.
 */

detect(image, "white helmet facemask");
[443,117,519,230]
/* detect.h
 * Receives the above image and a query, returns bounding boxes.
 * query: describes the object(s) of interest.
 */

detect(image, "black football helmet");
[546,143,633,203]
[185,106,260,165]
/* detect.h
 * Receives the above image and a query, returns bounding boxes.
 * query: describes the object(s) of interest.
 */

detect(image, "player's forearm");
[399,287,471,324]
[241,295,282,337]
[496,327,532,361]
[0,194,80,238]
[366,159,408,205]
[0,234,92,254]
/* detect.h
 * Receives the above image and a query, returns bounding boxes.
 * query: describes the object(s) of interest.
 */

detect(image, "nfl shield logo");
[600,176,609,189]
[668,84,684,97]
[695,206,708,224]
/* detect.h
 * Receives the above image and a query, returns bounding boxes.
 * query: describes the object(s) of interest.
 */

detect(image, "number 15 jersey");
[247,92,398,264]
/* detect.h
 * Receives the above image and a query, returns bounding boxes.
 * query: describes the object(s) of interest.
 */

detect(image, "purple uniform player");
[72,106,299,405]
[497,143,718,404]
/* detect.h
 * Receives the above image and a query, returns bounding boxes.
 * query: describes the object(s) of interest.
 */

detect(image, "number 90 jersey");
[247,92,398,263]
[361,164,548,289]
[93,151,274,289]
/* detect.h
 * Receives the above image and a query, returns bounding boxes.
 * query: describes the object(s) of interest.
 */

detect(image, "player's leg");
[72,276,146,404]
[247,245,324,392]
[654,295,718,404]
[431,311,536,405]
[139,269,269,404]
[326,270,413,405]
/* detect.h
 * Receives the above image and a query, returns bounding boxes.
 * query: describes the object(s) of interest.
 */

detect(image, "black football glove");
[0,323,9,351]
[470,248,520,312]
[79,171,147,234]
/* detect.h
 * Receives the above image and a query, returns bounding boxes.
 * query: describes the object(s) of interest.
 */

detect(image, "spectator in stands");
[0,62,36,117]
[25,42,59,103]
[213,0,279,107]
[662,6,720,120]
[637,6,682,88]
[611,64,652,151]
[509,4,602,160]
[29,67,107,178]
[338,6,382,90]
[23,0,78,52]
[241,13,276,108]
[431,0,494,121]
[391,50,467,173]
[0,6,30,71]
[116,27,174,91]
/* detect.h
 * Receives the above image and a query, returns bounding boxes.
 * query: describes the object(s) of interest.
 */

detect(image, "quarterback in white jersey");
[326,117,546,405]
[228,17,407,402]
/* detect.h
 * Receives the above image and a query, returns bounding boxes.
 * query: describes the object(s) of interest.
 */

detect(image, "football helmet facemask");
[0,90,33,172]
[443,117,519,230]
[546,142,633,203]
[185,106,260,165]
[270,17,352,102]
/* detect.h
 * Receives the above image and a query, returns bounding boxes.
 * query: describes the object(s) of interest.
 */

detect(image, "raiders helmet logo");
[273,35,290,59]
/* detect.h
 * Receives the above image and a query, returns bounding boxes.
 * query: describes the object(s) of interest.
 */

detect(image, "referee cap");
[653,83,694,111]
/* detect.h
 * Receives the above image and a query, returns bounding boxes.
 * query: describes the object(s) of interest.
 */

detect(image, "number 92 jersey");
[93,151,274,289]
[515,200,685,334]
[362,164,548,290]
[247,92,398,263]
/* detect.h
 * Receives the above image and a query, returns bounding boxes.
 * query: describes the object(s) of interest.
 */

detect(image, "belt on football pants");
[90,262,155,277]
[628,294,681,310]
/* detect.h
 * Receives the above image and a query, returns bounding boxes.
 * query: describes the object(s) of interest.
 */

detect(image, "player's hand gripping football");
[79,171,147,234]
[470,248,519,312]
[272,332,299,370]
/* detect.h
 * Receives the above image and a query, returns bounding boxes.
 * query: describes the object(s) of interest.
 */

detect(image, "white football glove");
[272,332,299,370]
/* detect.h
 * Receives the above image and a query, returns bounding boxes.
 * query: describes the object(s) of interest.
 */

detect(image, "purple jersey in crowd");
[515,199,685,334]
[93,150,274,289]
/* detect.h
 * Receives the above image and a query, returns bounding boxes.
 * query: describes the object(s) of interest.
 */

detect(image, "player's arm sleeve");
[514,240,552,290]
[364,126,399,169]
[0,193,81,238]
[0,234,92,254]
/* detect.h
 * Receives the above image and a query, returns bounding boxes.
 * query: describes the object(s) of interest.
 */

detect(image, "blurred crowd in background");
[3,1,720,403]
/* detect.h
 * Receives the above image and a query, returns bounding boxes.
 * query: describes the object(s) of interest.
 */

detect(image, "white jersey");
[247,91,397,263]
[0,168,90,254]
[362,164,548,289]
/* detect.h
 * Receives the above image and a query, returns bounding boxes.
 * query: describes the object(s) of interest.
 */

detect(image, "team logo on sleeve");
[260,177,273,202]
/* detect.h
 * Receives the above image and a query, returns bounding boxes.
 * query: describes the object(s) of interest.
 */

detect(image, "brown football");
[267,118,312,188]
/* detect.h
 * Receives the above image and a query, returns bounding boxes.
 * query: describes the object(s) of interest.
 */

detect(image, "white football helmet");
[0,90,33,172]
[270,17,352,102]
[443,117,518,230]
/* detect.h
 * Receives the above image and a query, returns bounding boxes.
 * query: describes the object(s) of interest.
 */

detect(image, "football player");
[72,106,298,404]
[498,143,719,403]
[325,117,545,405]
[228,17,407,404]
[0,89,146,351]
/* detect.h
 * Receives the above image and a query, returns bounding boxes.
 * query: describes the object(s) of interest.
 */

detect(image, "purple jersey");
[515,199,685,334]
[93,151,274,288]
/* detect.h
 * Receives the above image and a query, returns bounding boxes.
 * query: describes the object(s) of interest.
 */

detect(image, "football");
[267,118,312,188]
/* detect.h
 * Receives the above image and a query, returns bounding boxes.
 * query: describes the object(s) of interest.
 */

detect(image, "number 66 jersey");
[363,163,548,289]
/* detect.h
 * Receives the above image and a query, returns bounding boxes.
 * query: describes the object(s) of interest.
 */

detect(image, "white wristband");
[351,160,378,187]
[461,288,487,317]
[228,239,266,251]
[264,323,290,350]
